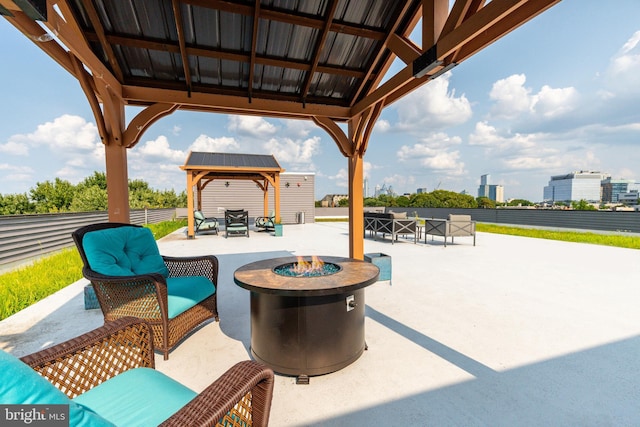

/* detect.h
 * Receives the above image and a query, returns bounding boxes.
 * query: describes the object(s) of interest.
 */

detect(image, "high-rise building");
[601,178,640,203]
[416,187,428,194]
[477,174,504,202]
[543,171,609,203]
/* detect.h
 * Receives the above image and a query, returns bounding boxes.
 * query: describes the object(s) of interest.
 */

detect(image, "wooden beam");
[312,116,353,157]
[123,103,179,148]
[123,86,352,119]
[423,0,449,48]
[386,33,421,64]
[71,54,108,143]
[82,0,124,81]
[301,0,338,102]
[172,0,193,95]
[247,0,260,102]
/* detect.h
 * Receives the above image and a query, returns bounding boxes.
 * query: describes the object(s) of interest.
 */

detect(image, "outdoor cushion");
[166,276,216,319]
[82,227,169,278]
[0,350,115,427]
[73,367,197,427]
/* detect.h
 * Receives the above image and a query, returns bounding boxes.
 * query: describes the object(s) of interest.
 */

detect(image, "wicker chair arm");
[163,255,219,282]
[83,268,169,321]
[160,360,274,427]
[20,317,155,398]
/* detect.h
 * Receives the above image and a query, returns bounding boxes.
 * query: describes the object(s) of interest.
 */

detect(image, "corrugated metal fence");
[0,209,176,267]
[387,208,640,233]
[2,207,639,269]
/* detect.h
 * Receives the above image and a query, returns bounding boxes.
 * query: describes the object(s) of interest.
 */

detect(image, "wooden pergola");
[181,152,284,238]
[1,0,561,259]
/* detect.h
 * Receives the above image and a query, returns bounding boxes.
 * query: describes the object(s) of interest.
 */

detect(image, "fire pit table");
[234,256,379,383]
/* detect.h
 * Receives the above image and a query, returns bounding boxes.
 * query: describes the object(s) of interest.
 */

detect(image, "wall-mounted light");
[285,182,290,188]
[430,62,457,79]
[225,181,230,187]
[412,45,441,78]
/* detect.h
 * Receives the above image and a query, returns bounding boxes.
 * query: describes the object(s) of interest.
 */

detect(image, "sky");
[1,0,640,203]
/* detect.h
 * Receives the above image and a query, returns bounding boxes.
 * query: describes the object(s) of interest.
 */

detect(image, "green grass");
[476,223,640,249]
[0,220,187,321]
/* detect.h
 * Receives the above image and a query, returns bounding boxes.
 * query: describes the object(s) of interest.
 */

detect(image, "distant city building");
[320,194,348,207]
[601,178,640,203]
[477,174,504,203]
[618,190,639,205]
[416,187,428,194]
[543,171,610,203]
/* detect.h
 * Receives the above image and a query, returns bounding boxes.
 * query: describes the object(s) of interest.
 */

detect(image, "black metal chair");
[225,209,250,238]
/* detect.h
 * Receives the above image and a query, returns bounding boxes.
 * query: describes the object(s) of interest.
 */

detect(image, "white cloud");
[605,30,640,94]
[328,161,373,188]
[374,119,391,133]
[135,135,186,162]
[1,115,100,157]
[395,73,472,130]
[28,114,99,150]
[531,85,578,118]
[282,119,316,138]
[263,136,320,165]
[189,134,240,152]
[489,74,531,118]
[489,74,577,120]
[397,132,465,176]
[228,115,277,137]
[0,140,29,155]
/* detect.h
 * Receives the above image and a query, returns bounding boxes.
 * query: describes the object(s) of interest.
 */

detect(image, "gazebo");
[1,0,561,258]
[181,152,284,238]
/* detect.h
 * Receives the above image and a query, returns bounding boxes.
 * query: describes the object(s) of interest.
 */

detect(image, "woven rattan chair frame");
[72,222,219,360]
[20,317,275,427]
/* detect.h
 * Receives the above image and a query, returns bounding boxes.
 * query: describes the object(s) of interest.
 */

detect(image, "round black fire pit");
[234,256,379,382]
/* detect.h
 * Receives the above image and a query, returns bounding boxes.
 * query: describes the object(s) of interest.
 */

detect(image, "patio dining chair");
[1,317,274,427]
[225,209,250,238]
[255,211,275,231]
[194,210,219,234]
[72,222,219,360]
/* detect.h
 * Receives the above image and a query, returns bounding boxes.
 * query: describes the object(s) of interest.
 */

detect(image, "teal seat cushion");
[0,350,115,426]
[83,226,169,278]
[73,367,197,427]
[166,276,216,318]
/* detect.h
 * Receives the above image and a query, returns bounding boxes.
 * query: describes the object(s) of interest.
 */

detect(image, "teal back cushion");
[0,350,115,426]
[83,226,169,278]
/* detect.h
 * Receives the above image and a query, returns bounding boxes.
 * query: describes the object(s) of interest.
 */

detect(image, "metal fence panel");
[0,209,177,267]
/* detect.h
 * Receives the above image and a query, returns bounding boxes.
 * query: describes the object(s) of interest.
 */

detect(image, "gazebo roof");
[181,151,284,181]
[1,0,561,123]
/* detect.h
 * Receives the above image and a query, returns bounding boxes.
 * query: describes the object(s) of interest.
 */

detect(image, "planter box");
[84,284,99,310]
[364,252,391,283]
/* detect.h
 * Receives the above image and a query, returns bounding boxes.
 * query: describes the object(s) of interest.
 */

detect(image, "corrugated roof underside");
[187,152,280,169]
[70,0,413,105]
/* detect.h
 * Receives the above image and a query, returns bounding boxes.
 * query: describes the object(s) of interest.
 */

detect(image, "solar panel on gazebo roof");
[185,152,281,169]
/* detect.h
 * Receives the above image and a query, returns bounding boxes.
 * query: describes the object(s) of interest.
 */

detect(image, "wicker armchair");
[72,222,219,360]
[17,317,274,426]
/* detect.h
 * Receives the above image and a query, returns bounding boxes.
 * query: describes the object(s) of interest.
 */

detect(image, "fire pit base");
[250,288,366,378]
[234,256,379,381]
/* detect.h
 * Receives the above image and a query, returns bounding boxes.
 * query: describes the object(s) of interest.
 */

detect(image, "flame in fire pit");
[272,256,341,277]
[292,255,324,275]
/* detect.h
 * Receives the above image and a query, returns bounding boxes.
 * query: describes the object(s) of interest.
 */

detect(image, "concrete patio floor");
[2,222,640,426]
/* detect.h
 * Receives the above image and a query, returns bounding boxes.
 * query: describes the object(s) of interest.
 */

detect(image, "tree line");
[0,172,187,215]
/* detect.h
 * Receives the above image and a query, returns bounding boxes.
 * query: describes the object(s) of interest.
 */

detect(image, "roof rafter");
[171,0,192,95]
[300,0,338,104]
